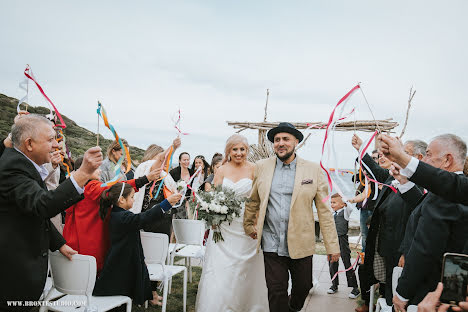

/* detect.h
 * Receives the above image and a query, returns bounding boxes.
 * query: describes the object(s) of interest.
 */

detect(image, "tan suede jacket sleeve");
[243,163,261,236]
[314,170,340,255]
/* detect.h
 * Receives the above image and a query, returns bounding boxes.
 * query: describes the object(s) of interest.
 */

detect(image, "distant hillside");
[0,94,145,161]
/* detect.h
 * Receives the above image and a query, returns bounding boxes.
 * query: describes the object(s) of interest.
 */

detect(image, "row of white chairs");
[40,219,206,312]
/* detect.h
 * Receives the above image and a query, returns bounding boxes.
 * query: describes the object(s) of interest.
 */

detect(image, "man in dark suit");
[379,133,468,205]
[0,114,102,311]
[391,134,468,311]
[352,135,425,311]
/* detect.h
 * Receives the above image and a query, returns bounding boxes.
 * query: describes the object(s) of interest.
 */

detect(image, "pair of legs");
[329,235,358,289]
[263,252,312,312]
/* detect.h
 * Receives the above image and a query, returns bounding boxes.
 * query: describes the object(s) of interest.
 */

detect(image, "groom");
[244,122,340,312]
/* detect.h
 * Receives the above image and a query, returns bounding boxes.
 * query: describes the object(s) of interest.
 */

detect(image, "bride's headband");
[118,182,126,200]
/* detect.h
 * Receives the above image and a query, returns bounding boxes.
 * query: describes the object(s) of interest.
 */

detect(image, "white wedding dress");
[195,178,269,312]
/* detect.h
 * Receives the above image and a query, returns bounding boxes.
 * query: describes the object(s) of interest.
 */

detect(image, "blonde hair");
[223,134,249,164]
[142,144,164,162]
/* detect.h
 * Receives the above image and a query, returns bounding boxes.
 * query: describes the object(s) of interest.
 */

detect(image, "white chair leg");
[162,278,169,312]
[369,284,375,312]
[126,298,132,312]
[183,268,187,312]
[189,257,192,283]
[145,300,148,309]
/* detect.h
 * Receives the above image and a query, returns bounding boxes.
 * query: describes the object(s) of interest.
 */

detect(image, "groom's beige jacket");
[243,156,340,259]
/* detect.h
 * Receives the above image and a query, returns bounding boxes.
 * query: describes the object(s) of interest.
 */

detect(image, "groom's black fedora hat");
[267,122,304,143]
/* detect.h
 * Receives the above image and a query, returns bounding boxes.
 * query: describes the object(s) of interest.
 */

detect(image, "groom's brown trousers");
[263,252,313,312]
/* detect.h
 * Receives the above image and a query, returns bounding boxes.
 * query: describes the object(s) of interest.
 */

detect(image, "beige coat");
[243,156,339,259]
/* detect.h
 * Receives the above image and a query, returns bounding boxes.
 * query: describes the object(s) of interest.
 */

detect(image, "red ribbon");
[23,65,66,128]
[174,109,189,135]
[320,85,361,201]
[358,131,398,193]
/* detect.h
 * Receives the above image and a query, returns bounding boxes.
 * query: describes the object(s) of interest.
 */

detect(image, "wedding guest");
[0,114,102,310]
[45,148,65,234]
[352,135,425,311]
[170,152,194,219]
[63,158,162,273]
[349,167,377,252]
[130,138,181,238]
[93,182,182,305]
[100,139,129,183]
[327,193,360,299]
[191,155,209,191]
[379,133,468,205]
[393,134,468,310]
[204,155,223,191]
[210,152,222,164]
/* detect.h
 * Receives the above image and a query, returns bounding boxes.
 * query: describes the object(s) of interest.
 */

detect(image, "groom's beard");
[276,149,295,162]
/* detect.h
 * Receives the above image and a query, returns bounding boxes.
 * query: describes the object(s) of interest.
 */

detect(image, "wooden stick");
[264,89,269,122]
[97,109,100,146]
[399,86,416,138]
[296,133,312,150]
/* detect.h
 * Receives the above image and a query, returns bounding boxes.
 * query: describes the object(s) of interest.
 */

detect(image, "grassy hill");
[0,93,145,161]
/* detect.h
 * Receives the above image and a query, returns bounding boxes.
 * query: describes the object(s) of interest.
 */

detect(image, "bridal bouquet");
[189,185,246,243]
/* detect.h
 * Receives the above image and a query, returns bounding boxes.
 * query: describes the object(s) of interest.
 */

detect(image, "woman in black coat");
[93,182,181,305]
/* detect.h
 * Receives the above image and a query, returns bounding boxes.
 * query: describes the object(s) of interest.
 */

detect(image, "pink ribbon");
[320,85,361,201]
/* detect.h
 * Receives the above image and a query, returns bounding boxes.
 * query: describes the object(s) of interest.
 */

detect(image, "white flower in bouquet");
[176,180,186,192]
[188,185,247,243]
[200,202,209,211]
[220,205,228,214]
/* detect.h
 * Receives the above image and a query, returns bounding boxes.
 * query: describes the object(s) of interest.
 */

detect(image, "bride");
[195,134,269,312]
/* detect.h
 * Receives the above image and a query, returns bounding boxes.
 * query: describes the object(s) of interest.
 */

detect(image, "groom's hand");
[328,253,340,263]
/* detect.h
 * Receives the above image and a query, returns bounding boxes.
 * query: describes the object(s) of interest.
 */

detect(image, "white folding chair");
[42,251,131,312]
[170,219,205,283]
[375,266,417,312]
[140,232,187,312]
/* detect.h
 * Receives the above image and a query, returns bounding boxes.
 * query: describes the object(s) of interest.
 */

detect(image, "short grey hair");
[432,134,467,165]
[11,114,53,148]
[405,140,427,157]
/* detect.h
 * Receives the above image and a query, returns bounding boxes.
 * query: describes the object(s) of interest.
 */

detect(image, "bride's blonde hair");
[223,134,249,164]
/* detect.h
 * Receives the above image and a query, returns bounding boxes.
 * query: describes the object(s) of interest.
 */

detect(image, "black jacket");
[93,200,170,304]
[410,161,468,205]
[396,187,468,304]
[0,148,83,309]
[398,191,426,256]
[361,154,421,259]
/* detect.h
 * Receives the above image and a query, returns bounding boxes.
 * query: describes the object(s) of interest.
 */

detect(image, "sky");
[1,0,467,168]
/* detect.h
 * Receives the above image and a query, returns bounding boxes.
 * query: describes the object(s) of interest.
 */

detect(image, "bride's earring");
[228,155,231,162]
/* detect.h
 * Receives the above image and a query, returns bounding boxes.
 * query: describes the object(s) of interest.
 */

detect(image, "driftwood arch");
[226,89,399,162]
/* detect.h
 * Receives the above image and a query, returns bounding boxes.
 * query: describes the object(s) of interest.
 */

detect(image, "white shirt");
[14,148,84,194]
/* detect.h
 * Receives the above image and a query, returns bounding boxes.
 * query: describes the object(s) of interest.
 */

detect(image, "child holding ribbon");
[327,193,360,299]
[93,182,182,305]
[62,159,162,273]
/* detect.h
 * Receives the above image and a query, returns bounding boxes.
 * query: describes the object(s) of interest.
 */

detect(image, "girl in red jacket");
[63,158,161,273]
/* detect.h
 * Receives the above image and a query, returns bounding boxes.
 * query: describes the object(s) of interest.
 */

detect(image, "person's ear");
[445,154,454,169]
[25,138,33,152]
